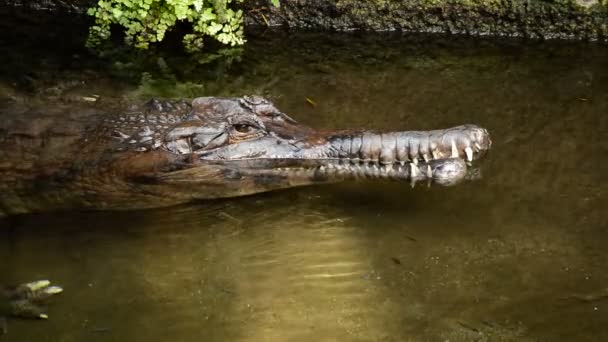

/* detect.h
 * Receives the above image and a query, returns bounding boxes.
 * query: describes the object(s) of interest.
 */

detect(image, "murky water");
[1,7,607,342]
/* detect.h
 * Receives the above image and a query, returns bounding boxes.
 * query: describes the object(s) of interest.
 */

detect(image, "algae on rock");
[244,0,608,41]
[2,0,607,41]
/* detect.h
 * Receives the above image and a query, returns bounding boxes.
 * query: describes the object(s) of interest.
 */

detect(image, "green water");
[1,7,607,342]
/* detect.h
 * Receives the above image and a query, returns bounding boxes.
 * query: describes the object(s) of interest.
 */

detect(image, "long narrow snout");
[291,124,491,186]
[175,119,492,199]
[327,124,491,165]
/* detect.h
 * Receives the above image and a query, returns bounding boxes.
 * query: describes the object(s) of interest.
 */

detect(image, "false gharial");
[0,96,491,216]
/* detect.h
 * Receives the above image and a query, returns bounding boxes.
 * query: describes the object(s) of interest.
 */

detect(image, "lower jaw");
[239,158,468,187]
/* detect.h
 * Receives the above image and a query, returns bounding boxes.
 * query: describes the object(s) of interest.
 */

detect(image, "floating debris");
[306,97,317,107]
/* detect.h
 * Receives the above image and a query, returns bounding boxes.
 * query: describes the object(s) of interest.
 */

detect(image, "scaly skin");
[0,96,491,215]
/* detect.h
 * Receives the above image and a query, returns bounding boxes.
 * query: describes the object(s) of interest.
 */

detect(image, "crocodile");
[1,280,63,334]
[0,96,491,215]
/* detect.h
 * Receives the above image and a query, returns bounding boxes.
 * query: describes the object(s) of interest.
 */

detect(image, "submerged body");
[0,96,491,215]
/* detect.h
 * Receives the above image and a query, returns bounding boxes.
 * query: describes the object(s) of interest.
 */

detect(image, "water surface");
[1,8,607,341]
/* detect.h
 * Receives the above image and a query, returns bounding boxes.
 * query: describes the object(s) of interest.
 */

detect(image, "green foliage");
[87,0,245,52]
[270,0,280,7]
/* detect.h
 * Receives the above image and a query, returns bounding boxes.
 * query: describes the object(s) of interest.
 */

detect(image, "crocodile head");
[101,96,490,207]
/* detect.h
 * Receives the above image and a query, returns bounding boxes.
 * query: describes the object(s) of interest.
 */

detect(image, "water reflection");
[1,7,607,342]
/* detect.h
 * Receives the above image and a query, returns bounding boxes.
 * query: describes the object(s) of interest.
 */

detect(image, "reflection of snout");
[431,158,468,186]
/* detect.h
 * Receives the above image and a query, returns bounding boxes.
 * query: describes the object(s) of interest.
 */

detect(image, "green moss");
[322,0,607,40]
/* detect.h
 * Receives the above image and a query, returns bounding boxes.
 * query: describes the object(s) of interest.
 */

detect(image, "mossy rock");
[244,0,608,41]
[2,0,607,41]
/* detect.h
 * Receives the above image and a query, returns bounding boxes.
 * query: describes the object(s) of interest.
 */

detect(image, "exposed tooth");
[399,161,405,166]
[410,162,418,177]
[432,150,440,159]
[474,142,482,151]
[413,158,418,165]
[427,165,432,178]
[410,179,416,188]
[422,153,429,162]
[372,164,380,177]
[319,166,325,172]
[465,146,474,162]
[451,139,459,158]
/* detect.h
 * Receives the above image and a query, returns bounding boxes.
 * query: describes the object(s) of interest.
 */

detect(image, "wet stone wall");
[3,0,608,41]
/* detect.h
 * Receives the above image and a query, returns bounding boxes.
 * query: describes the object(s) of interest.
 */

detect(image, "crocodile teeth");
[427,165,433,179]
[451,139,459,158]
[432,150,440,159]
[413,158,418,165]
[399,161,405,166]
[410,162,418,177]
[422,153,429,162]
[474,142,482,151]
[465,146,474,162]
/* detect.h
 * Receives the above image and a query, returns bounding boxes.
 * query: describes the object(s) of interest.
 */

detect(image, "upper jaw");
[325,124,491,167]
[194,124,491,174]
[431,125,491,162]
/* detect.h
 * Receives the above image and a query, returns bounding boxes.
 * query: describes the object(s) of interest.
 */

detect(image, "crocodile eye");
[234,124,253,133]
[229,121,265,142]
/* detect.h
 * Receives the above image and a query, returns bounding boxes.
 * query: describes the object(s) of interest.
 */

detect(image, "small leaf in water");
[306,97,317,107]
